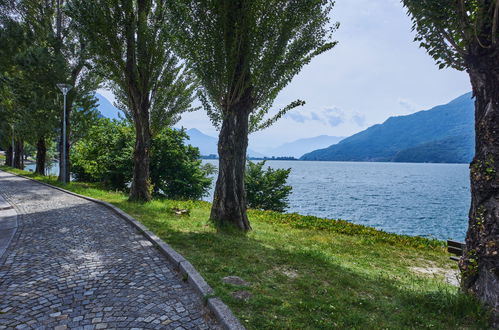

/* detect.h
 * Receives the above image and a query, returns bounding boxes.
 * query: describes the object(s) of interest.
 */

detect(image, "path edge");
[0,196,18,261]
[1,170,245,330]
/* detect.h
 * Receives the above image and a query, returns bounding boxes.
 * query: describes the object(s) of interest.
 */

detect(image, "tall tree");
[0,15,30,170]
[3,0,100,180]
[70,0,197,201]
[403,0,499,319]
[14,45,60,174]
[169,0,337,230]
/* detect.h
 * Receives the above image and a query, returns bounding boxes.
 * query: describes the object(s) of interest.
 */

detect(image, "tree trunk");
[210,104,252,231]
[123,1,152,202]
[58,101,71,183]
[129,105,152,202]
[460,61,499,319]
[35,136,46,175]
[5,146,13,166]
[14,138,23,169]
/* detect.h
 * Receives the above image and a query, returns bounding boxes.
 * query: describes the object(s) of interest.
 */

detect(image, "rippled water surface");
[203,160,470,241]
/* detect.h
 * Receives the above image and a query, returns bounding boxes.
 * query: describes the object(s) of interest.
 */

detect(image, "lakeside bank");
[0,166,491,328]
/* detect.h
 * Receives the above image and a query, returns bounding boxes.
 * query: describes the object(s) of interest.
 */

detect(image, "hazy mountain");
[185,128,264,158]
[301,92,474,163]
[264,135,344,158]
[94,93,122,120]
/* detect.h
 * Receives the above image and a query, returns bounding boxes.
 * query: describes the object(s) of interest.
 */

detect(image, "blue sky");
[98,0,471,151]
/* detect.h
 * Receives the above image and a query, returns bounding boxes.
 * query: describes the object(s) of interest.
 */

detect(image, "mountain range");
[95,91,476,163]
[185,128,266,158]
[94,93,122,120]
[301,92,475,163]
[262,135,344,158]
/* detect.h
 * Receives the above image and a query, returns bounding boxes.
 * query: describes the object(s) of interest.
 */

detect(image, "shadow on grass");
[163,230,490,329]
[0,168,491,329]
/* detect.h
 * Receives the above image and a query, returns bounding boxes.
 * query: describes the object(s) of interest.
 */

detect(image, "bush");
[245,160,292,212]
[151,129,215,199]
[71,118,213,200]
[71,119,134,190]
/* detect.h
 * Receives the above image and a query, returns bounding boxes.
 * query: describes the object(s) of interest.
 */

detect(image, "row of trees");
[0,0,101,178]
[0,0,497,317]
[70,118,292,210]
[1,0,337,230]
[71,118,215,200]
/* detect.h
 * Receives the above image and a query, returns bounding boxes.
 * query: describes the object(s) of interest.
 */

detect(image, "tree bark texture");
[460,55,499,319]
[129,105,152,202]
[14,138,23,169]
[124,1,152,202]
[210,100,252,231]
[35,137,46,175]
[5,146,13,166]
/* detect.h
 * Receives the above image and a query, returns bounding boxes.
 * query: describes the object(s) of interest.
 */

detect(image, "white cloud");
[351,114,366,127]
[286,112,308,123]
[397,98,419,113]
[285,106,362,128]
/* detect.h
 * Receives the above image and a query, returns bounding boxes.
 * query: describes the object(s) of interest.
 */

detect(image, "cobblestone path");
[0,171,219,330]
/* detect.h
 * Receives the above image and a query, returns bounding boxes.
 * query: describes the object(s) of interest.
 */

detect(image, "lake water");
[203,160,470,241]
[24,162,59,176]
[24,159,470,241]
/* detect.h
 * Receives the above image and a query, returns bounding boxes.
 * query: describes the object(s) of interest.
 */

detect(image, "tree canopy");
[70,0,199,201]
[169,0,338,131]
[403,0,499,70]
[168,0,338,231]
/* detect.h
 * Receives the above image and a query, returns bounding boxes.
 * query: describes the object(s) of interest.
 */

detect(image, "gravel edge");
[1,170,245,330]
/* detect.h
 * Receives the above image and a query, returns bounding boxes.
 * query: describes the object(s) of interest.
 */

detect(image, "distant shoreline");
[200,156,469,165]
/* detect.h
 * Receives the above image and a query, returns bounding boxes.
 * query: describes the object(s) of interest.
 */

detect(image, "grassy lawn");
[0,166,491,329]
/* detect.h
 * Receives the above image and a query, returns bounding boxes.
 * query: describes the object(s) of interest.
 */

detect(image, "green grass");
[1,166,491,329]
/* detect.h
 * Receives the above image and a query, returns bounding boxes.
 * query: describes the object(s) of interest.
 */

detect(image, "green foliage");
[70,0,199,200]
[0,0,100,173]
[71,118,213,200]
[168,0,338,131]
[403,0,499,70]
[71,118,134,190]
[245,161,292,212]
[150,129,214,200]
[69,0,198,135]
[248,209,445,250]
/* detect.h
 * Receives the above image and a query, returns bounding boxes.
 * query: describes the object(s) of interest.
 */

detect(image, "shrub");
[71,118,213,200]
[150,129,214,200]
[245,160,292,212]
[71,119,134,190]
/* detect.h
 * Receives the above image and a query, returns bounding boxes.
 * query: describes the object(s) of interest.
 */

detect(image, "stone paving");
[0,171,219,330]
[0,193,17,260]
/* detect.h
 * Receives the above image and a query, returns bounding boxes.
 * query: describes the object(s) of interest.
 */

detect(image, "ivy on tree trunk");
[461,58,499,315]
[403,0,499,321]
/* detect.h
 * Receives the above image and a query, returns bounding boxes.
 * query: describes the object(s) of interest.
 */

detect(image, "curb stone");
[0,170,245,330]
[208,298,246,330]
[0,194,17,260]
